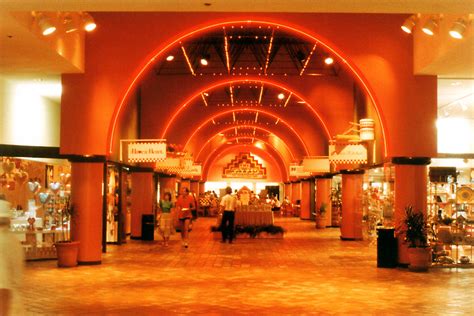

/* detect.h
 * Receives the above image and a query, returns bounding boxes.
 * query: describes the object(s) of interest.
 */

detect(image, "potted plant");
[315,202,327,229]
[400,205,431,272]
[55,197,80,267]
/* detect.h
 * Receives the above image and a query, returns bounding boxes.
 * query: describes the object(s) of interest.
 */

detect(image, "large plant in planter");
[315,202,327,229]
[55,197,80,267]
[400,205,431,271]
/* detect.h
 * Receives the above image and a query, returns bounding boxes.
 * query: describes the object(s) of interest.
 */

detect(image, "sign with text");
[329,143,367,164]
[302,157,330,172]
[127,141,166,163]
[289,165,311,177]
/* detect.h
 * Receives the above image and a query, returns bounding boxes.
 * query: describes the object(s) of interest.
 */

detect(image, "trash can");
[141,214,155,241]
[377,227,397,268]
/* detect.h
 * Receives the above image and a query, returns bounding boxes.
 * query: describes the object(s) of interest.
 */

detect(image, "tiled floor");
[22,217,474,315]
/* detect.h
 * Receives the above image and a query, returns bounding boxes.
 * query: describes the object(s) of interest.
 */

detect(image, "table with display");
[216,209,274,226]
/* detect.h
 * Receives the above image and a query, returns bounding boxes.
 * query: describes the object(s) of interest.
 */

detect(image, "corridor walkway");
[23,218,473,315]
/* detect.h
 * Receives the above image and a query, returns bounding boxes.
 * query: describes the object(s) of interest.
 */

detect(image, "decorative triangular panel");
[222,152,266,179]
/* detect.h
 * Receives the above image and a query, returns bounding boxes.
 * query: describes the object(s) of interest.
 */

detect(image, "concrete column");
[393,157,430,265]
[316,176,332,227]
[300,179,314,220]
[190,180,199,196]
[199,181,206,195]
[70,161,104,264]
[340,170,365,240]
[130,172,154,239]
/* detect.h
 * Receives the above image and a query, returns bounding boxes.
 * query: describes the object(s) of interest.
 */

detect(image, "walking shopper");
[219,186,237,243]
[157,192,174,246]
[175,187,196,248]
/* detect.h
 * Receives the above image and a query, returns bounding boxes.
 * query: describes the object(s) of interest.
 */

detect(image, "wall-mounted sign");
[302,157,330,172]
[180,164,202,177]
[289,165,311,177]
[223,152,266,179]
[329,143,367,164]
[127,141,166,163]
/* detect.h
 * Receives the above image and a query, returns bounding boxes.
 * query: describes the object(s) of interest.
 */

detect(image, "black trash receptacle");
[377,227,398,268]
[141,214,155,241]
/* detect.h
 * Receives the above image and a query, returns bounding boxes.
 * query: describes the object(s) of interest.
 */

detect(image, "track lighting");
[401,15,417,34]
[449,18,467,39]
[83,12,96,32]
[37,14,56,36]
[422,17,438,36]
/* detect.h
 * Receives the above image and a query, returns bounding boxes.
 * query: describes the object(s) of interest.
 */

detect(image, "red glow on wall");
[107,20,388,157]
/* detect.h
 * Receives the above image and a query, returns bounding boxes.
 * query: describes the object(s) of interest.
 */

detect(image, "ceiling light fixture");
[401,15,417,34]
[277,93,285,100]
[422,17,438,36]
[83,12,96,32]
[449,18,467,39]
[324,57,334,65]
[37,14,56,36]
[166,55,174,61]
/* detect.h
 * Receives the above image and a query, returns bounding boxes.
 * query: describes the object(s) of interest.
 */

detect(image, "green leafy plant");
[317,202,327,217]
[400,205,429,248]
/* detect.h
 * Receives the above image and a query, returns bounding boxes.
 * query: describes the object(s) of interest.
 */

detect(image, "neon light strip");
[258,83,264,104]
[183,110,309,155]
[180,44,196,76]
[229,84,234,105]
[200,93,208,107]
[160,78,331,141]
[108,20,388,157]
[233,111,236,122]
[190,122,302,161]
[254,112,259,122]
[283,93,292,107]
[299,43,317,76]
[263,29,274,75]
[224,28,231,74]
[275,118,280,125]
[212,119,216,125]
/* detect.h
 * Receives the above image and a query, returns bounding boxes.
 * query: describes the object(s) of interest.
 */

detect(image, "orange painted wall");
[61,13,437,159]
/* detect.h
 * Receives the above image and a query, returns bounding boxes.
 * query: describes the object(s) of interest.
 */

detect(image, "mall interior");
[0,1,473,314]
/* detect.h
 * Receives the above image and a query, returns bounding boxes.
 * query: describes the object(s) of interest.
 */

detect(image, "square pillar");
[130,171,154,239]
[316,176,333,228]
[340,170,365,240]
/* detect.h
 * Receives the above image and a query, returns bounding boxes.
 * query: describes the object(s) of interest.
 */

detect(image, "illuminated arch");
[107,20,388,157]
[202,142,288,182]
[195,128,296,161]
[183,110,310,155]
[160,78,331,140]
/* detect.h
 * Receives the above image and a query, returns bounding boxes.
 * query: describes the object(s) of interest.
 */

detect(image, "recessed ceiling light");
[324,57,334,65]
[277,93,285,100]
[166,55,174,61]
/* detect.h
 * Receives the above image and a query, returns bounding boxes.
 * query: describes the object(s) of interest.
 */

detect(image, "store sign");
[289,165,311,177]
[329,143,367,164]
[180,165,202,177]
[127,141,166,163]
[223,152,266,179]
[302,157,330,172]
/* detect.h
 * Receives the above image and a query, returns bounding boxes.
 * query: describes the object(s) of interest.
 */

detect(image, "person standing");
[157,192,174,246]
[175,187,196,248]
[0,196,24,316]
[219,186,237,243]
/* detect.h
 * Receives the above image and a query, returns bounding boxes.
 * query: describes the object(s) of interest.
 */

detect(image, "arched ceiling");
[121,20,388,181]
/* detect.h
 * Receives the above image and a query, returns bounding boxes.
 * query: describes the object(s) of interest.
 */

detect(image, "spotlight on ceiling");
[83,12,96,32]
[37,14,56,36]
[200,54,210,66]
[166,55,175,61]
[422,17,438,36]
[401,15,417,34]
[277,93,285,100]
[324,57,334,65]
[449,18,467,39]
[63,16,77,34]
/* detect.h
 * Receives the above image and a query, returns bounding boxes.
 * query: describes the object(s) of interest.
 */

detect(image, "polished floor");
[22,217,474,315]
